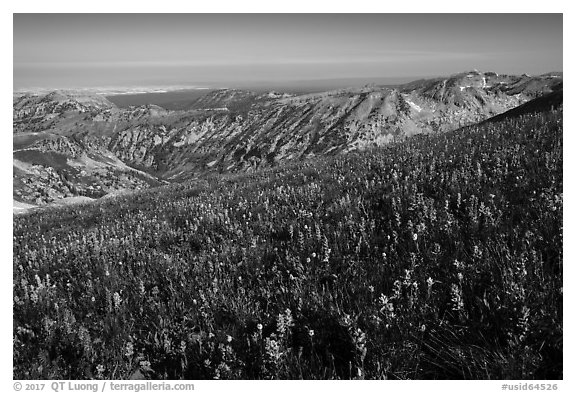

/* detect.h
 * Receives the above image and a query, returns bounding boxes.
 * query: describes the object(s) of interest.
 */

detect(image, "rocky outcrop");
[30,136,85,158]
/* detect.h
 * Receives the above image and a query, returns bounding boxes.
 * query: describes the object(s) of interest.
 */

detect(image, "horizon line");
[13,69,563,94]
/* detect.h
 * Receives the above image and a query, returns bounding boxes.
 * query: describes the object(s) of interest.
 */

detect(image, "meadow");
[13,110,562,379]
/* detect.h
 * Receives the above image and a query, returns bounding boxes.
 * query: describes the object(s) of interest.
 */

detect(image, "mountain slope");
[13,108,562,379]
[482,88,563,124]
[107,71,561,181]
[13,71,562,207]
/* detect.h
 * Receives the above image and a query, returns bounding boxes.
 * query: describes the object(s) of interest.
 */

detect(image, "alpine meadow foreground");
[13,109,562,379]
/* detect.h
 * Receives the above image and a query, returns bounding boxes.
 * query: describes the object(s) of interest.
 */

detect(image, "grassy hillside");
[13,109,562,379]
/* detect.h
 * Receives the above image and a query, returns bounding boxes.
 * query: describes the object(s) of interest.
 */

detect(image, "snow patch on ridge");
[405,99,422,112]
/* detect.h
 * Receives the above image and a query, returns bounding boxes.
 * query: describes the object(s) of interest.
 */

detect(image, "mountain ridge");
[13,71,562,210]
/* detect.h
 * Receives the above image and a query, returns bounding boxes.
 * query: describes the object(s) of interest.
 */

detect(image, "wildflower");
[264,337,283,362]
[412,233,418,241]
[277,308,294,335]
[450,284,464,312]
[91,296,95,302]
[311,252,317,258]
[105,270,110,277]
[139,360,151,369]
[473,245,482,258]
[453,259,463,270]
[257,323,263,331]
[379,294,394,314]
[306,258,311,263]
[308,329,315,337]
[113,292,122,310]
[404,269,412,281]
[382,252,387,258]
[125,342,134,357]
[226,335,233,343]
[368,285,374,293]
[426,277,434,288]
[96,364,105,375]
[420,324,427,332]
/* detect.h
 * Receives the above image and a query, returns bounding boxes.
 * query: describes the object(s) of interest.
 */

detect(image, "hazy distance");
[14,14,563,91]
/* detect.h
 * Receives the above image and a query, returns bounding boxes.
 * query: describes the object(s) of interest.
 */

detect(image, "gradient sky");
[13,14,563,89]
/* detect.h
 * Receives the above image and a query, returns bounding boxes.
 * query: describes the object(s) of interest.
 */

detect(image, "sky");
[13,13,563,90]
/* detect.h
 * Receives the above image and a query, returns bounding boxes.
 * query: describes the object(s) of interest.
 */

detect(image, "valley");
[12,71,562,212]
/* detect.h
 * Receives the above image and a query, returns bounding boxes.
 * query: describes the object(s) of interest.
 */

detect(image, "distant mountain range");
[13,71,562,211]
